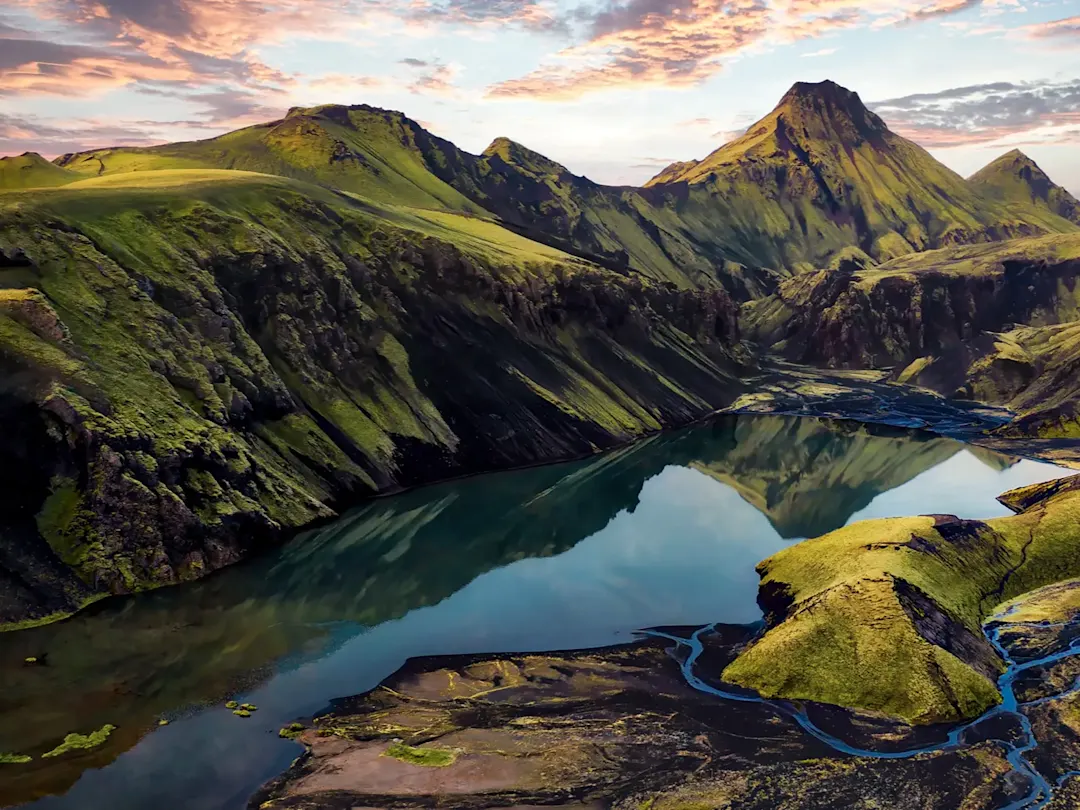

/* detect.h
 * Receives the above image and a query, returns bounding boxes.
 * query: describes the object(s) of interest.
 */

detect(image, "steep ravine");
[0,181,749,629]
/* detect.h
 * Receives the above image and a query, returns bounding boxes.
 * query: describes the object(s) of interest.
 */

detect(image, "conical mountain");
[643,80,1077,269]
[969,149,1080,226]
[0,152,79,190]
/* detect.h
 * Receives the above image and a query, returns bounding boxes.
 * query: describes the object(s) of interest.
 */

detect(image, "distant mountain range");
[3,79,1076,297]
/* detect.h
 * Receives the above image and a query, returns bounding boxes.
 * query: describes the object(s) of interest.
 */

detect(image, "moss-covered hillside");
[897,320,1080,440]
[723,474,1080,724]
[970,149,1080,226]
[49,82,1079,293]
[646,82,1078,271]
[0,169,749,629]
[0,154,79,191]
[52,105,782,295]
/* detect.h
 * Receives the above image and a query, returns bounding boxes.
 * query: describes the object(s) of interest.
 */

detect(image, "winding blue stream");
[645,611,1080,810]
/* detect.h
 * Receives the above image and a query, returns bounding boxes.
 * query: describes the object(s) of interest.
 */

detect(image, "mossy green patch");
[41,724,116,758]
[279,723,306,740]
[0,753,32,764]
[0,161,747,631]
[383,742,457,767]
[724,479,1080,723]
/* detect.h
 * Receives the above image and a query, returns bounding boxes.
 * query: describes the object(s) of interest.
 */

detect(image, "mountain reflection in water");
[0,414,1069,810]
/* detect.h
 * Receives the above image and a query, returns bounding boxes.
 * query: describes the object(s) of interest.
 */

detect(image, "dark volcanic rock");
[250,637,1020,810]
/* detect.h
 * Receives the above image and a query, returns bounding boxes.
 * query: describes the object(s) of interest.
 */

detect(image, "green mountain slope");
[0,168,748,628]
[56,106,486,214]
[0,153,80,190]
[970,149,1080,226]
[56,110,780,295]
[723,476,1080,724]
[645,81,1078,269]
[51,83,1079,292]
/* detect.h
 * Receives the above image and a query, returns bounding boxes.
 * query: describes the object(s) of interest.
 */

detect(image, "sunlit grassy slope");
[0,153,80,190]
[45,83,1080,291]
[56,106,486,215]
[7,169,572,269]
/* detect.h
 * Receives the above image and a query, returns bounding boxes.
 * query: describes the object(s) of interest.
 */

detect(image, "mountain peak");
[971,148,1080,225]
[482,137,568,178]
[780,79,860,106]
[652,79,892,187]
[773,79,888,140]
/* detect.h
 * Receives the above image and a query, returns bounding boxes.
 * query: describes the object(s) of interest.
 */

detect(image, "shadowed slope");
[744,232,1080,370]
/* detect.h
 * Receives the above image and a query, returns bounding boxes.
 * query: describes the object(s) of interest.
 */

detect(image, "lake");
[0,414,1070,809]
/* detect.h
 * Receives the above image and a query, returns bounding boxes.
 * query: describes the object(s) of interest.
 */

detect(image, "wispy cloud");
[1023,14,1080,39]
[0,110,175,155]
[485,0,985,101]
[400,57,462,96]
[870,79,1080,148]
[801,46,837,56]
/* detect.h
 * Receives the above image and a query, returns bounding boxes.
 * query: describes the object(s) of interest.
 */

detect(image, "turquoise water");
[0,414,1070,809]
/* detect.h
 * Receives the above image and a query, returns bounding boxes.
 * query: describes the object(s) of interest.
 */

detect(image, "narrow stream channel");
[648,610,1080,810]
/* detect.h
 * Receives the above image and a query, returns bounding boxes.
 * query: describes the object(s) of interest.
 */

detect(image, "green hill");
[644,81,1077,270]
[55,106,486,214]
[969,149,1080,226]
[55,110,780,294]
[53,83,1078,295]
[0,153,80,190]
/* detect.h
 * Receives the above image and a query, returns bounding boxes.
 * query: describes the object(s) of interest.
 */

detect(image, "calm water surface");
[0,414,1071,809]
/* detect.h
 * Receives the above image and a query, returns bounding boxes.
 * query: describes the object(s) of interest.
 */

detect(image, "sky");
[0,0,1078,194]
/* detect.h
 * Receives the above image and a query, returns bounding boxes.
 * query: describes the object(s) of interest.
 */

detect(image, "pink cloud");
[486,0,980,101]
[1024,14,1080,38]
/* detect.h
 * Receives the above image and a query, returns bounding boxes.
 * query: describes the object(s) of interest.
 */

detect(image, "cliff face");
[0,172,748,628]
[745,234,1080,372]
